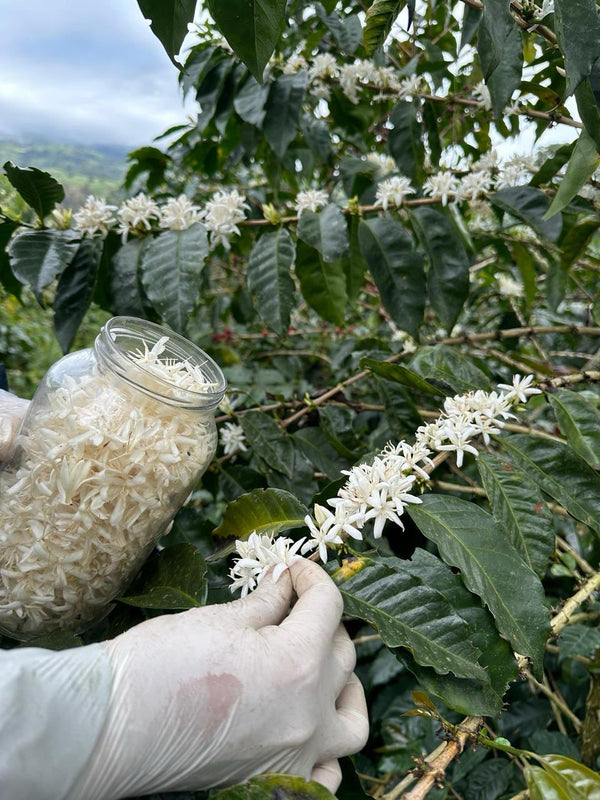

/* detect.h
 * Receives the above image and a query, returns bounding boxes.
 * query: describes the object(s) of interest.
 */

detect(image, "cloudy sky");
[0,0,192,149]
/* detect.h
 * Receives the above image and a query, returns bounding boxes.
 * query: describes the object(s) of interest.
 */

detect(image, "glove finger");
[227,567,293,630]
[310,759,341,794]
[320,673,369,762]
[280,559,343,652]
[332,624,356,695]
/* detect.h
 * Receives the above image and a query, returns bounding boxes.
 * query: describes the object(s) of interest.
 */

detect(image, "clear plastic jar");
[0,316,226,639]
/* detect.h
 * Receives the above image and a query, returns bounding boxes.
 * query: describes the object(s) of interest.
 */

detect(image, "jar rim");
[95,316,227,410]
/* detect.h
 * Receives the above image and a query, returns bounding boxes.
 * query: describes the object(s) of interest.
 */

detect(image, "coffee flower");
[73,196,117,238]
[201,189,249,249]
[295,189,329,217]
[117,193,160,242]
[159,195,203,231]
[374,176,416,210]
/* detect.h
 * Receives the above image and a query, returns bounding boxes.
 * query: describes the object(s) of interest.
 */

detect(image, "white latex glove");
[0,388,30,461]
[71,558,369,799]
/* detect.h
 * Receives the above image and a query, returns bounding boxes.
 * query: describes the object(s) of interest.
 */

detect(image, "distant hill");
[0,140,128,209]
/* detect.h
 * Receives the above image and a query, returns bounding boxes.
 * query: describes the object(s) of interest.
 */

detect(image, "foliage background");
[2,1,600,799]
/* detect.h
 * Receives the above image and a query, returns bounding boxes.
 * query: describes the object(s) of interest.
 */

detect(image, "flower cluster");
[295,188,330,216]
[228,375,542,595]
[72,190,250,250]
[220,422,247,456]
[0,336,219,637]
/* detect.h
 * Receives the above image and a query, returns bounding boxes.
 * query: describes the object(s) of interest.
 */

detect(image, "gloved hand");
[0,388,29,461]
[71,558,369,799]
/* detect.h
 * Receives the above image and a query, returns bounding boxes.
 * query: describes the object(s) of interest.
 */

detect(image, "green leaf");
[490,186,562,242]
[549,390,600,469]
[387,101,425,182]
[534,754,600,799]
[499,434,600,536]
[240,412,295,478]
[409,345,491,394]
[295,240,347,326]
[554,0,600,97]
[545,130,600,219]
[109,239,149,318]
[263,72,308,158]
[360,358,445,396]
[400,548,518,716]
[141,224,208,333]
[137,0,197,68]
[345,215,367,303]
[8,229,80,304]
[293,427,347,482]
[375,377,423,440]
[247,228,296,336]
[530,142,576,187]
[233,75,270,127]
[23,630,83,650]
[119,543,207,609]
[53,238,103,354]
[0,219,20,297]
[363,0,403,55]
[212,774,336,800]
[477,452,554,577]
[575,78,600,153]
[358,217,425,340]
[208,0,287,82]
[409,495,550,674]
[558,624,600,663]
[525,765,571,800]
[460,4,481,50]
[213,488,308,538]
[560,219,600,269]
[411,207,470,332]
[316,7,362,54]
[477,0,523,118]
[3,161,64,222]
[332,555,488,681]
[297,205,349,263]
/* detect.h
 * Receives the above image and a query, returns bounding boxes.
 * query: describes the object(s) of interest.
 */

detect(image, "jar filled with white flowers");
[0,317,226,639]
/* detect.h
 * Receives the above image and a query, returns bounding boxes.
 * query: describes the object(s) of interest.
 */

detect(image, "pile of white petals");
[0,337,219,637]
[229,375,541,595]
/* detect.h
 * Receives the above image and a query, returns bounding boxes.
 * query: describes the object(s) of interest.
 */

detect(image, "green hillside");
[0,140,127,208]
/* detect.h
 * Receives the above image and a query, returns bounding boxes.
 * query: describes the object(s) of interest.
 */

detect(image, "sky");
[0,0,192,149]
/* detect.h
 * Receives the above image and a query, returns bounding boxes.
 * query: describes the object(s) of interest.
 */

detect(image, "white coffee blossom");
[495,163,529,190]
[398,74,423,99]
[477,149,500,172]
[534,0,554,19]
[282,54,308,74]
[472,81,492,111]
[456,170,492,202]
[220,422,247,456]
[366,153,397,177]
[160,195,203,231]
[230,374,542,590]
[374,175,416,210]
[73,196,117,238]
[496,273,524,298]
[308,53,338,82]
[295,188,329,216]
[201,189,249,249]
[117,193,160,242]
[423,171,460,206]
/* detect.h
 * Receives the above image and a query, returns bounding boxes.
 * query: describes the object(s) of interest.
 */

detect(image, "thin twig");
[556,536,595,577]
[551,571,600,635]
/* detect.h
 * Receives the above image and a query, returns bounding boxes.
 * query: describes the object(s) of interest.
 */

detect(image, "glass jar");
[0,316,226,639]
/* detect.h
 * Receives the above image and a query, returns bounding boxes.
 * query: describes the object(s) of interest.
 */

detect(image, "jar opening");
[95,317,227,409]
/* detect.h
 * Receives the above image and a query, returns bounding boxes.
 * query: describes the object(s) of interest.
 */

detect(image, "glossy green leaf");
[531,754,600,800]
[560,219,600,269]
[545,130,600,219]
[397,548,518,717]
[409,495,550,674]
[240,412,295,478]
[293,427,347,481]
[247,228,296,336]
[213,773,336,800]
[360,358,445,396]
[409,345,491,394]
[316,6,362,54]
[0,219,20,297]
[208,0,287,82]
[141,223,208,333]
[53,238,102,354]
[460,4,481,50]
[499,434,600,537]
[525,765,571,800]
[297,204,349,263]
[490,186,562,242]
[375,376,423,440]
[387,101,425,182]
[137,0,196,67]
[477,0,523,117]
[109,239,149,318]
[119,543,207,609]
[345,215,367,302]
[263,72,308,158]
[554,0,600,97]
[332,555,488,681]
[530,142,576,187]
[213,488,308,539]
[558,624,600,663]
[575,78,600,153]
[3,161,64,221]
[411,207,470,332]
[363,0,403,55]
[8,229,79,304]
[295,240,347,326]
[233,75,270,127]
[477,452,554,577]
[358,217,425,339]
[549,390,600,469]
